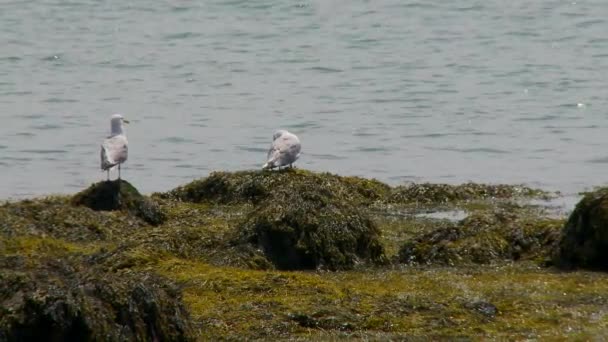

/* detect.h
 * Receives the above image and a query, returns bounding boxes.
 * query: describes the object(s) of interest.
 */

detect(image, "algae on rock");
[240,191,386,271]
[72,180,166,225]
[389,182,551,205]
[163,169,390,206]
[399,207,562,265]
[554,187,608,270]
[0,252,193,341]
[163,170,388,270]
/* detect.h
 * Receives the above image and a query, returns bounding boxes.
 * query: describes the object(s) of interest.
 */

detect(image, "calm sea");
[1,0,607,202]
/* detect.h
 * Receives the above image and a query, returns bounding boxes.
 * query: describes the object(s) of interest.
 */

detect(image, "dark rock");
[0,254,194,342]
[554,188,608,270]
[240,192,386,271]
[72,180,165,225]
[464,301,498,318]
[288,310,358,331]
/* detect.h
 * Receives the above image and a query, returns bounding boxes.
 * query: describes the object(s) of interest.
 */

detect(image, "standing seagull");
[262,129,301,170]
[101,114,129,180]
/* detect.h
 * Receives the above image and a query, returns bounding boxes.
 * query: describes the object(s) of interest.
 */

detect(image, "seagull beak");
[122,119,130,124]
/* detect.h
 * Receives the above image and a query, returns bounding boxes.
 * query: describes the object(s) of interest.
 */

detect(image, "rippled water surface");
[1,0,607,199]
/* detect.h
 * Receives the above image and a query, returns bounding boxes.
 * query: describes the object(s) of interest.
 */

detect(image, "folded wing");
[264,134,301,168]
[101,135,128,170]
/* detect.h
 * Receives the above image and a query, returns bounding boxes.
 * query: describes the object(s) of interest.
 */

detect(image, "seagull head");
[272,129,288,141]
[110,113,129,134]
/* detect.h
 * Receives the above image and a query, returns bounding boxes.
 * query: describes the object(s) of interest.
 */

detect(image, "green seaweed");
[399,206,563,265]
[239,191,386,271]
[0,249,193,341]
[162,169,391,206]
[389,182,552,205]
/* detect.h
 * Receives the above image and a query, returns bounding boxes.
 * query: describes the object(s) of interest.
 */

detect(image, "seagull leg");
[107,170,110,181]
[118,164,121,180]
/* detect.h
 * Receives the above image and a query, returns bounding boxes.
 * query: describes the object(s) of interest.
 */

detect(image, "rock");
[162,169,390,206]
[463,301,498,319]
[71,180,165,225]
[399,208,562,266]
[554,188,608,270]
[238,180,386,271]
[389,182,550,205]
[0,254,193,341]
[163,170,387,270]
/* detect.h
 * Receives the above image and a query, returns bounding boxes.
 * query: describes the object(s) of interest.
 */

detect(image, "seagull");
[262,130,301,170]
[100,114,129,180]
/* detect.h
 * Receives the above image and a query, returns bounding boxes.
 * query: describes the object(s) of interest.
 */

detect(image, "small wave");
[514,114,559,122]
[30,123,62,130]
[19,149,67,154]
[357,146,390,153]
[41,54,62,61]
[427,146,510,154]
[159,137,196,144]
[307,66,343,73]
[115,63,154,69]
[14,132,35,137]
[43,98,78,103]
[0,56,21,62]
[237,146,266,153]
[2,91,33,96]
[588,157,608,164]
[307,153,347,160]
[163,32,202,40]
[576,19,605,28]
[288,121,322,130]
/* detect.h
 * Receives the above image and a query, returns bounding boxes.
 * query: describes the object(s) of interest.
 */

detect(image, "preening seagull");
[100,114,129,180]
[262,130,301,169]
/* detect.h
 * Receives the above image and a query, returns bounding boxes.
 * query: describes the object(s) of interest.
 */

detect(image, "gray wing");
[101,135,128,170]
[266,135,301,167]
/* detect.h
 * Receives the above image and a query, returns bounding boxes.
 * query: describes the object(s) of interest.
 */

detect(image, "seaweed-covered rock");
[0,254,193,342]
[163,169,390,206]
[72,180,165,225]
[399,209,561,265]
[554,188,608,270]
[389,182,549,205]
[0,197,149,242]
[239,185,386,271]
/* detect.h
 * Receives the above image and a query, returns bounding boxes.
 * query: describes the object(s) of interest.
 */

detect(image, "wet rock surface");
[72,180,166,225]
[239,191,386,270]
[399,207,562,265]
[554,187,608,270]
[0,253,193,342]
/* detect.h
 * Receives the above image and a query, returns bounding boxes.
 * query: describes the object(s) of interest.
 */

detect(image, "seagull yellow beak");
[122,119,130,124]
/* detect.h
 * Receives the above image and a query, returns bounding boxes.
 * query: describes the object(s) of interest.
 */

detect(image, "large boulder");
[164,170,388,270]
[0,254,193,341]
[554,188,608,270]
[72,180,165,225]
[239,188,386,271]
